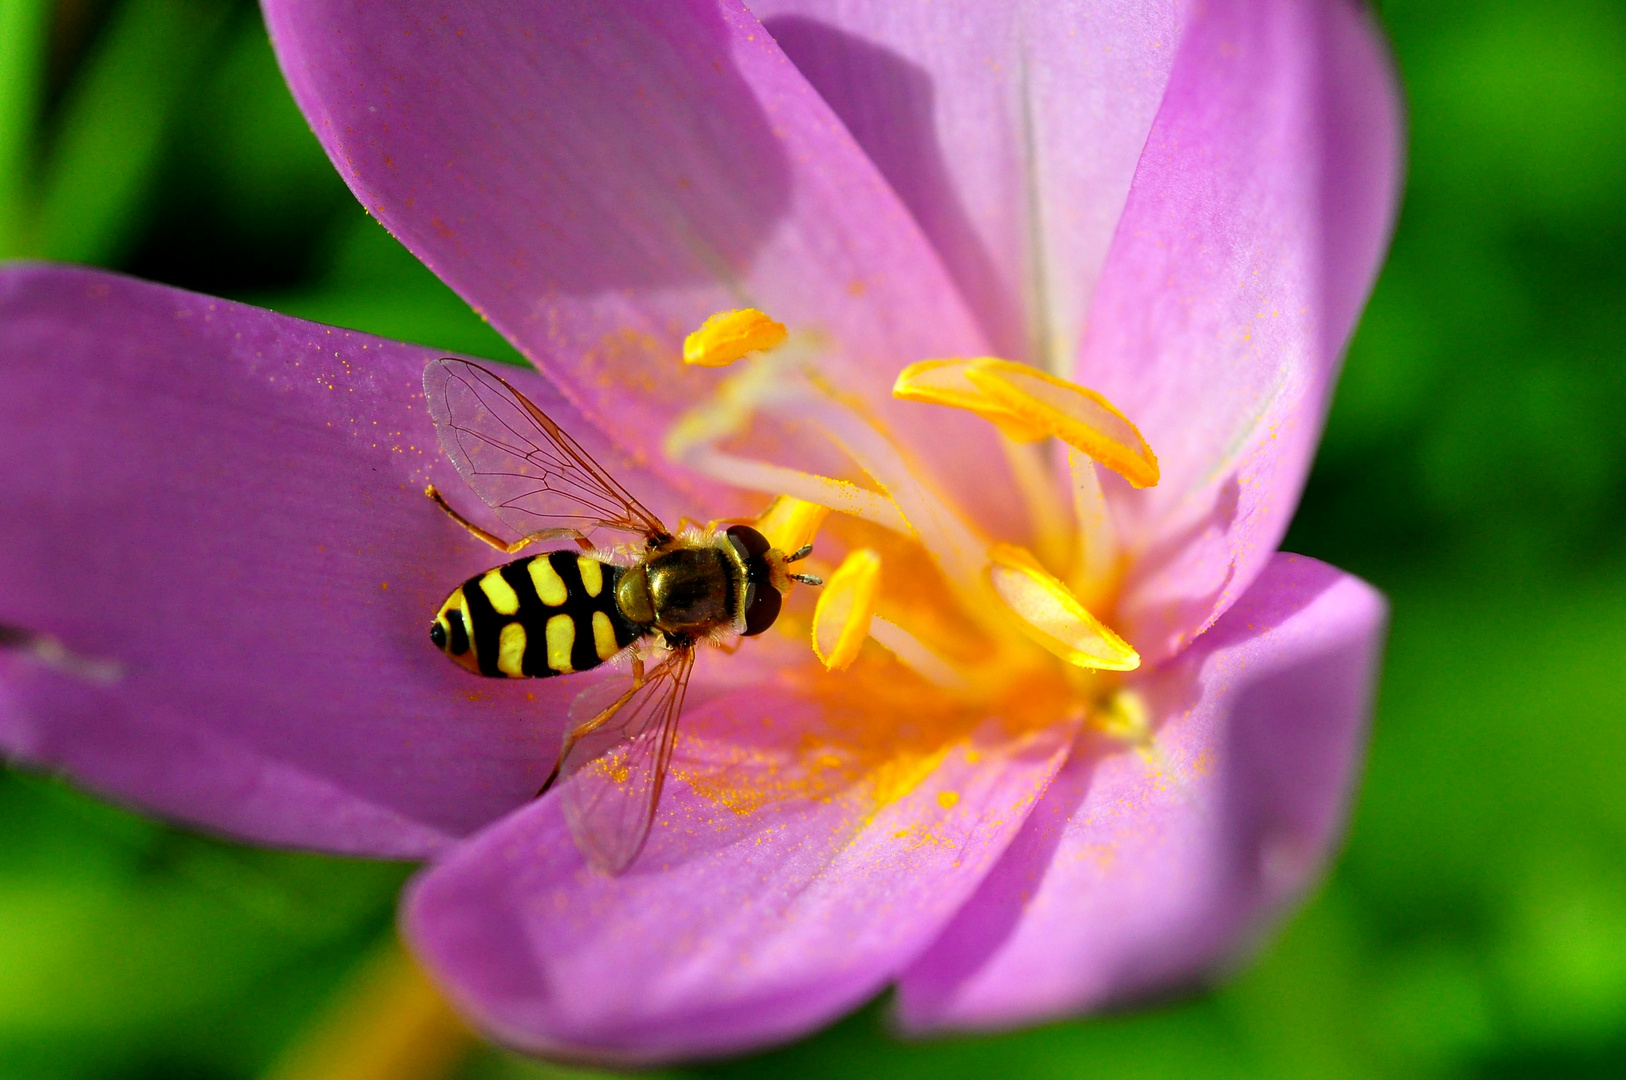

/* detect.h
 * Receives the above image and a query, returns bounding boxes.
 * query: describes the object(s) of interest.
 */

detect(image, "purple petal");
[0,264,689,857]
[404,687,1070,1063]
[1079,0,1403,662]
[895,553,1386,1031]
[262,0,1026,530]
[750,0,1189,369]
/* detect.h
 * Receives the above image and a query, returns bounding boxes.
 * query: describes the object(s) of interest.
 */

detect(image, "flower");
[0,0,1401,1065]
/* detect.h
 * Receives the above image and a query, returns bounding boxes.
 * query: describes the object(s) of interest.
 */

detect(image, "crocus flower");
[0,0,1401,1065]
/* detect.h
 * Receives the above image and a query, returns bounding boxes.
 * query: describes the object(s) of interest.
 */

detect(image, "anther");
[683,308,788,367]
[812,549,882,671]
[986,543,1139,671]
[894,357,1159,487]
[751,496,831,560]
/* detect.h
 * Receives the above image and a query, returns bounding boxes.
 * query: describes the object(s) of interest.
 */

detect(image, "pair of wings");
[423,357,688,873]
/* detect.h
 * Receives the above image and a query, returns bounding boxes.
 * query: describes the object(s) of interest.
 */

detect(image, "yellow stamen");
[683,308,788,367]
[894,357,1159,488]
[892,358,1047,441]
[752,494,832,557]
[1069,450,1119,610]
[812,548,882,670]
[868,615,970,691]
[987,542,1139,671]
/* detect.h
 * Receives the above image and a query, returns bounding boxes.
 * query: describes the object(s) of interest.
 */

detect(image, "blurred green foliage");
[1,0,1624,1076]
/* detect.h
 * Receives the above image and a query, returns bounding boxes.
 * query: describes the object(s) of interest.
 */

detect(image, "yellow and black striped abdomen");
[431,551,641,678]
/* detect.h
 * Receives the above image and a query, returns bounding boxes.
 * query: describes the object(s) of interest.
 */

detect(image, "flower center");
[671,309,1161,759]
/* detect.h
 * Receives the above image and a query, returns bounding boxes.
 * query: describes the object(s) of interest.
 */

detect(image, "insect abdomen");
[444,551,640,678]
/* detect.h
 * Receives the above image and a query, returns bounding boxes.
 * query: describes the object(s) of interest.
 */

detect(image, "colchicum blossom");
[0,0,1401,1065]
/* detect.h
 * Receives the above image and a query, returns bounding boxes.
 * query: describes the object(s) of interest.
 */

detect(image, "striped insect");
[422,359,820,873]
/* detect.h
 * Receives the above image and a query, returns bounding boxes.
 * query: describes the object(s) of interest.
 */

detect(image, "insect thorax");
[642,545,741,636]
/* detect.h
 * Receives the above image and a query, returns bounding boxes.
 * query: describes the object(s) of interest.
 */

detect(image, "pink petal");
[895,553,1385,1031]
[1080,0,1403,662]
[404,687,1070,1063]
[0,264,685,857]
[751,0,1189,369]
[262,0,1026,530]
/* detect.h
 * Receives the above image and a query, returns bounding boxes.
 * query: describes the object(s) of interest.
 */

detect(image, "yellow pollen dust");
[986,543,1139,671]
[812,548,882,671]
[682,308,787,367]
[893,357,1159,488]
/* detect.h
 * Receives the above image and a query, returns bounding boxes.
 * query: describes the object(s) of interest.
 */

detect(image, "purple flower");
[0,0,1402,1065]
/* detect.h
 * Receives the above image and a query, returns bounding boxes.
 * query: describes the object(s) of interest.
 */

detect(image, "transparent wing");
[424,358,668,541]
[557,648,693,873]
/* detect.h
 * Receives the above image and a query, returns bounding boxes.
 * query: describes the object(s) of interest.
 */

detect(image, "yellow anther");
[683,308,788,367]
[986,543,1140,671]
[752,495,831,558]
[892,358,1047,441]
[812,548,882,671]
[893,358,1159,488]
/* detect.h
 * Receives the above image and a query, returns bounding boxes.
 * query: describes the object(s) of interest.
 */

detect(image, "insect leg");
[426,486,594,552]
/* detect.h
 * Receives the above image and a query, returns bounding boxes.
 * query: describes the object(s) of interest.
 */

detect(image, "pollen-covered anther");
[752,495,832,563]
[986,542,1140,671]
[812,548,882,670]
[683,308,788,367]
[893,357,1159,488]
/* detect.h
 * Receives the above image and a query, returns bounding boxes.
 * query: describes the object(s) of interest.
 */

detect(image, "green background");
[3,0,1625,1076]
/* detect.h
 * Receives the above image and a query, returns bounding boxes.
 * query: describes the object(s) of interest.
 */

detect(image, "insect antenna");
[785,544,815,562]
[789,572,824,586]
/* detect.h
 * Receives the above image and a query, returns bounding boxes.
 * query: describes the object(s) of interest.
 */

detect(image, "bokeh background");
[2,0,1624,1076]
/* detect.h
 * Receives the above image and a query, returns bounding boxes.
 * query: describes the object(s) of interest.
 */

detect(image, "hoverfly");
[421,359,820,873]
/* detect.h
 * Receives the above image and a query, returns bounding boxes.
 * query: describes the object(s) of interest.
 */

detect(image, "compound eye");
[725,524,772,560]
[741,581,782,636]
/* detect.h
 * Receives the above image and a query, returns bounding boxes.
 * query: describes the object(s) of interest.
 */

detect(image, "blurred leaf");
[688,997,1251,1080]
[1405,0,1626,223]
[0,0,48,254]
[1223,890,1373,1080]
[0,772,407,1078]
[1493,839,1626,1046]
[1369,943,1495,1073]
[30,0,230,265]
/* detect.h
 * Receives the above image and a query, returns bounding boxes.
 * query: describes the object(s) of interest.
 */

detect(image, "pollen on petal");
[894,357,1159,487]
[682,308,788,367]
[811,548,882,671]
[986,543,1140,671]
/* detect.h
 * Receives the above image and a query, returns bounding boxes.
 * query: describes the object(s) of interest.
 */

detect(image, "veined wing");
[556,648,693,874]
[424,358,668,542]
